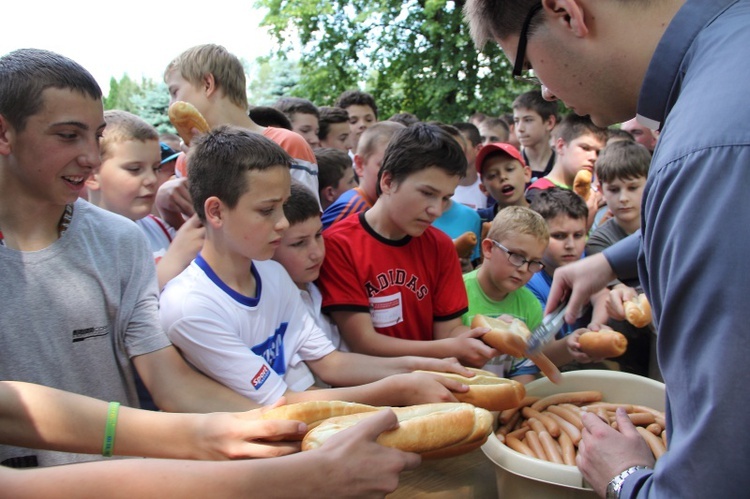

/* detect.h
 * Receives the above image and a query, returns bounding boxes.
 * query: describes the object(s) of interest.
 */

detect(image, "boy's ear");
[321,185,336,205]
[0,115,14,156]
[542,0,589,38]
[554,137,567,155]
[478,181,488,196]
[353,154,365,178]
[203,196,224,227]
[481,238,495,260]
[523,165,532,183]
[379,170,395,195]
[202,73,218,99]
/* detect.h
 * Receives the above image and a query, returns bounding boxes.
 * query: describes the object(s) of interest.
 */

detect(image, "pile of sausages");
[495,390,667,465]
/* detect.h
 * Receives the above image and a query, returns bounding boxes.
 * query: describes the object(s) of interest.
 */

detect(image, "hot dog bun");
[578,330,628,358]
[301,403,493,459]
[261,400,378,435]
[168,101,210,145]
[416,367,526,412]
[454,231,478,259]
[573,169,593,200]
[472,314,562,384]
[624,293,652,328]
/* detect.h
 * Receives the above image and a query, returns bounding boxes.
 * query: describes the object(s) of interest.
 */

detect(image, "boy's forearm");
[134,347,258,413]
[309,351,411,387]
[542,337,574,367]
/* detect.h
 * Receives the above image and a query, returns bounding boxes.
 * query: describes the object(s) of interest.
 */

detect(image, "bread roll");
[415,367,526,412]
[578,330,628,358]
[573,169,593,200]
[301,403,493,459]
[168,101,210,145]
[453,231,478,259]
[472,314,562,383]
[262,400,377,431]
[624,293,652,328]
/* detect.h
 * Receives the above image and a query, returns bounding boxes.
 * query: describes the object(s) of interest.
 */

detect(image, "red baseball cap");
[475,142,526,175]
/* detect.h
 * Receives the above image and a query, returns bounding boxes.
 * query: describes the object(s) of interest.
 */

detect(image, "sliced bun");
[168,101,210,145]
[471,314,529,358]
[472,314,562,384]
[262,400,377,432]
[301,403,493,459]
[624,293,652,328]
[416,368,526,412]
[454,231,478,259]
[578,330,628,358]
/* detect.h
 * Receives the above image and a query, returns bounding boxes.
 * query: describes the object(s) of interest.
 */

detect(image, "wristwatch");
[605,465,651,499]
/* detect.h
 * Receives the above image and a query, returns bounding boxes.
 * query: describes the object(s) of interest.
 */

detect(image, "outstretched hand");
[546,252,616,324]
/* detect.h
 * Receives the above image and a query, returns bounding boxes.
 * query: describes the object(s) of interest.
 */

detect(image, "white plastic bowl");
[481,370,665,498]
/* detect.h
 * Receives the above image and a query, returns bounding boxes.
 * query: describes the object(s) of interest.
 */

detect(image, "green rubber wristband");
[102,401,120,457]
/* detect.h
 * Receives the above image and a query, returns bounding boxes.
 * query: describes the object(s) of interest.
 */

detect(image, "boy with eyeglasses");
[461,206,549,382]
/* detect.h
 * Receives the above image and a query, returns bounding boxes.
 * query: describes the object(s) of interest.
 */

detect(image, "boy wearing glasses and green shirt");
[461,206,549,382]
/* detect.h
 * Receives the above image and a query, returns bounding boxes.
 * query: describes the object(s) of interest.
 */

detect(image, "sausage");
[558,431,577,466]
[506,435,536,458]
[636,426,666,459]
[522,407,561,437]
[531,391,603,412]
[546,405,583,430]
[524,430,547,461]
[499,396,540,424]
[545,411,582,445]
[538,431,564,465]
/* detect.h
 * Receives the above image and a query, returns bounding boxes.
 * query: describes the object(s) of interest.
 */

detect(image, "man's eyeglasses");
[512,2,544,86]
[491,240,545,273]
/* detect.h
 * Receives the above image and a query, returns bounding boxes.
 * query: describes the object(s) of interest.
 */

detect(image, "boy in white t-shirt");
[159,126,471,406]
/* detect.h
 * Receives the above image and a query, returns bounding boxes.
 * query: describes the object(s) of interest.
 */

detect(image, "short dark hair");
[188,126,292,222]
[0,48,102,132]
[513,90,559,123]
[464,0,542,48]
[335,90,378,119]
[596,140,651,185]
[554,114,609,145]
[376,123,467,196]
[249,106,292,130]
[317,106,349,140]
[529,187,588,222]
[273,97,320,120]
[388,112,421,127]
[453,122,482,147]
[315,147,351,191]
[607,128,635,143]
[283,181,321,226]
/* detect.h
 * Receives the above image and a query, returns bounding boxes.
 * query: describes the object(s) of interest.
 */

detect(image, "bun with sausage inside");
[301,403,493,459]
[415,367,526,412]
[453,231,478,259]
[624,293,652,328]
[573,169,593,200]
[578,330,628,358]
[472,314,562,384]
[168,101,210,145]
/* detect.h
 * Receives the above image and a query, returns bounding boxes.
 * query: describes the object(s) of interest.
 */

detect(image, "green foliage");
[256,0,535,122]
[131,82,175,134]
[247,56,303,106]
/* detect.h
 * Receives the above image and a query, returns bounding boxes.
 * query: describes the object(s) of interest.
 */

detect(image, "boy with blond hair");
[159,44,319,224]
[86,110,203,290]
[159,126,470,405]
[321,121,404,230]
[318,123,498,368]
[462,206,548,382]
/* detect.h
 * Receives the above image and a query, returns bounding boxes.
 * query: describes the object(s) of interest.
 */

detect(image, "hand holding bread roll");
[415,367,526,412]
[302,403,493,459]
[624,293,652,328]
[168,101,210,146]
[578,330,628,358]
[261,401,378,439]
[453,231,478,259]
[472,314,562,383]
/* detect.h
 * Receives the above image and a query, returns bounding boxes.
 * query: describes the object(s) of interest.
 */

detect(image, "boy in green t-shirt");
[462,206,549,382]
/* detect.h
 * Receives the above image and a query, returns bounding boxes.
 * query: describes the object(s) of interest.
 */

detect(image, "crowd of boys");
[4,4,705,491]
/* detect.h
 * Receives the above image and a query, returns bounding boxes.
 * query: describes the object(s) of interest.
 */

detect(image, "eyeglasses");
[491,240,545,273]
[512,2,544,86]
